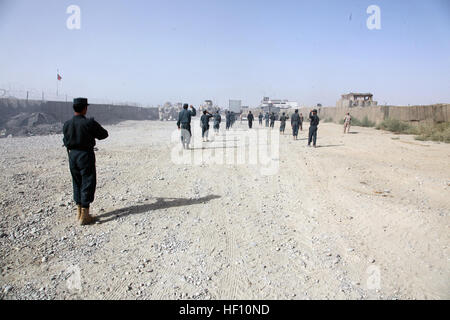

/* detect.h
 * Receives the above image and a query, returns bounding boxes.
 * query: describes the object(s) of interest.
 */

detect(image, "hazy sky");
[0,0,449,107]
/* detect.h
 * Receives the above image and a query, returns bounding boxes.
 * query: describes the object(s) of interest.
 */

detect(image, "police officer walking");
[308,109,320,147]
[225,111,231,130]
[200,110,214,142]
[63,98,109,225]
[279,112,288,134]
[177,104,197,149]
[291,109,301,140]
[247,111,254,129]
[299,113,304,131]
[264,112,270,127]
[213,111,221,134]
[270,112,276,129]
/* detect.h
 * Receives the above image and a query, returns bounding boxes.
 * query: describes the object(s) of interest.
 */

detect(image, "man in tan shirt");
[343,113,352,134]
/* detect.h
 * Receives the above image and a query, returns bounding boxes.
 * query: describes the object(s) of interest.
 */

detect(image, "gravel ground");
[0,120,449,300]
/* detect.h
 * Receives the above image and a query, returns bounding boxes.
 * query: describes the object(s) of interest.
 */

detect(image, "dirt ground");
[0,120,449,300]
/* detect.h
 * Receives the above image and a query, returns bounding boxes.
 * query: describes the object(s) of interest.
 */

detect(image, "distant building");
[259,97,298,113]
[229,100,242,113]
[337,93,378,108]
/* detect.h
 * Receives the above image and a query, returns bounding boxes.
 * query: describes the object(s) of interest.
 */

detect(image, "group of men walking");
[174,106,323,150]
[246,109,319,147]
[260,112,276,128]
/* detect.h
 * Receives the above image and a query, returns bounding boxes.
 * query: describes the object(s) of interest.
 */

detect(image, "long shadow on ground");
[97,195,221,224]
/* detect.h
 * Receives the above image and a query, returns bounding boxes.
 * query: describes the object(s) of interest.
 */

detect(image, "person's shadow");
[96,195,221,224]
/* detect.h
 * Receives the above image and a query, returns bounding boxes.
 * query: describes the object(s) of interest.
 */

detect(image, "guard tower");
[337,93,378,108]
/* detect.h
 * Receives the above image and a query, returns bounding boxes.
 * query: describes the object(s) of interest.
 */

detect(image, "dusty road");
[0,120,449,300]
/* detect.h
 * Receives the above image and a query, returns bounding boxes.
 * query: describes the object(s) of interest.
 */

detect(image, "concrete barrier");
[0,98,159,127]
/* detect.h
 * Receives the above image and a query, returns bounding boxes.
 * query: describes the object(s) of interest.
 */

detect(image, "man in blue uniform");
[63,98,109,225]
[291,110,301,140]
[200,110,214,141]
[308,109,320,147]
[270,112,276,129]
[265,112,270,127]
[230,112,236,128]
[247,111,254,129]
[213,111,221,134]
[177,104,196,149]
[258,113,263,126]
[225,111,230,130]
[279,112,288,134]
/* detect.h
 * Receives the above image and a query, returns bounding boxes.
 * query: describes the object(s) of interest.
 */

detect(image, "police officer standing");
[258,112,263,126]
[177,104,197,149]
[265,112,270,127]
[225,111,231,130]
[308,109,320,147]
[63,98,109,225]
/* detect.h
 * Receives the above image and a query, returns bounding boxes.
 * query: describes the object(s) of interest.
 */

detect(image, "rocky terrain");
[0,120,449,300]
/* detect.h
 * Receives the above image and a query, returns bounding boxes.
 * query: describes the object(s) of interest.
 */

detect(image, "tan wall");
[224,104,449,125]
[287,104,450,125]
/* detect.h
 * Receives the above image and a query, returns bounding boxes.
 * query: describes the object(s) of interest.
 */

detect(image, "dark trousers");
[202,125,210,138]
[69,150,96,208]
[180,123,192,146]
[226,121,230,130]
[280,123,286,133]
[259,119,262,125]
[308,126,318,146]
[292,123,299,136]
[270,121,275,128]
[248,121,253,129]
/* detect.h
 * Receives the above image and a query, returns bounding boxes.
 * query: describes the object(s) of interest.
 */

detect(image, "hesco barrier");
[287,104,449,125]
[0,98,159,127]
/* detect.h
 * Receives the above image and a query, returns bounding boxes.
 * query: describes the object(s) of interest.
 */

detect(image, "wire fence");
[0,88,146,107]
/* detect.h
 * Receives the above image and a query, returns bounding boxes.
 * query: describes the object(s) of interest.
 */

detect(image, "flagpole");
[56,68,59,97]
